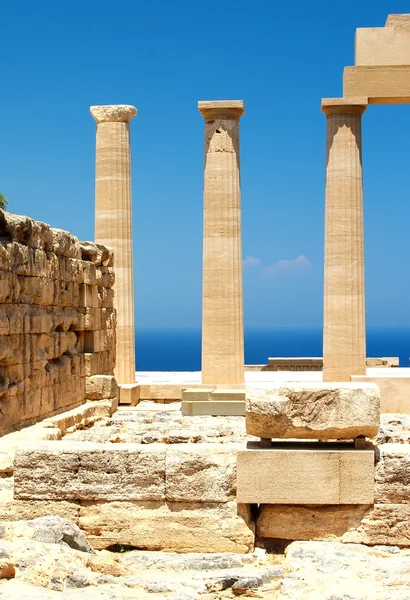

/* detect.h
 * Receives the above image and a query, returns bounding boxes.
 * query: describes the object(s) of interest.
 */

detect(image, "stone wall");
[0,210,117,434]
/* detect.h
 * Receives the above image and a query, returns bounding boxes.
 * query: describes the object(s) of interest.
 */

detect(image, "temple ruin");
[2,12,410,600]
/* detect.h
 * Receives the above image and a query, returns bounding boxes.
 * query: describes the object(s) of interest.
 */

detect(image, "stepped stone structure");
[91,105,139,405]
[199,101,245,387]
[0,210,117,435]
[322,14,410,382]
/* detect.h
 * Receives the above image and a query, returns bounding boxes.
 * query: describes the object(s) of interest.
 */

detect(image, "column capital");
[198,100,244,121]
[322,97,368,117]
[90,105,137,124]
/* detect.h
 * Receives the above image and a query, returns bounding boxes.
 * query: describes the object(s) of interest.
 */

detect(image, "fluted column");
[198,101,245,385]
[90,105,137,386]
[322,99,367,382]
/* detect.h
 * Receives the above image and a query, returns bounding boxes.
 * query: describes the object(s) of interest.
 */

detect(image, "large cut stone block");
[257,504,371,541]
[245,383,380,440]
[166,444,240,503]
[257,503,410,548]
[182,387,246,416]
[14,442,165,501]
[85,375,118,400]
[344,65,410,103]
[375,444,410,503]
[355,25,410,67]
[79,500,254,553]
[236,446,374,504]
[118,383,140,405]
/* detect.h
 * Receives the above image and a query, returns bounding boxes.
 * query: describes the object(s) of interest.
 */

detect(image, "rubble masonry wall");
[0,210,117,434]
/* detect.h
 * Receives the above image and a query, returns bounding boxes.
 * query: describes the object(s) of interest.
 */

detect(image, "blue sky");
[1,1,410,330]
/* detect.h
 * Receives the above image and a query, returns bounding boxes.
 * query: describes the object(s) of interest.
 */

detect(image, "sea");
[135,327,410,371]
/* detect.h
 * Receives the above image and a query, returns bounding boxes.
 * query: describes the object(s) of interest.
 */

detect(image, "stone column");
[322,98,367,382]
[198,101,245,385]
[90,105,139,404]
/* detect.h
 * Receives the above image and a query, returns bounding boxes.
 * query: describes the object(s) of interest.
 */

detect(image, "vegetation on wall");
[0,194,8,210]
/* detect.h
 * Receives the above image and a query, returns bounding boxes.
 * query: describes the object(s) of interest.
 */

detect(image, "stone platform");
[136,368,410,413]
[2,400,410,551]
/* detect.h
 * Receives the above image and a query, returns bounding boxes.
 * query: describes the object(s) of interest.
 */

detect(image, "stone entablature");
[0,210,117,434]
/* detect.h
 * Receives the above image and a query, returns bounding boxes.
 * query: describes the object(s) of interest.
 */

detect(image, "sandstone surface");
[246,382,380,439]
[79,500,255,553]
[0,210,117,434]
[14,443,166,501]
[165,444,239,503]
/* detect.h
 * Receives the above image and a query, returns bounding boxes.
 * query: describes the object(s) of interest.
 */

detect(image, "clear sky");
[1,0,410,330]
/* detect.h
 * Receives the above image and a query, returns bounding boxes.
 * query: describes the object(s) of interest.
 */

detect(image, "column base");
[118,383,140,406]
[181,387,245,416]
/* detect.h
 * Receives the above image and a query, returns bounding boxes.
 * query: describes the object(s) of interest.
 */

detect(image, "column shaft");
[322,103,367,382]
[199,102,245,385]
[92,106,136,384]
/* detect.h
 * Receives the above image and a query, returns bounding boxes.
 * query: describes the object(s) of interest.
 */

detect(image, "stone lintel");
[236,446,375,504]
[321,97,368,116]
[344,66,410,104]
[198,100,245,120]
[90,105,137,123]
[386,14,410,27]
[118,383,140,406]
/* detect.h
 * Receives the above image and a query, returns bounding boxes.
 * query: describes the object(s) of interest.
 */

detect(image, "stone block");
[375,444,410,503]
[166,444,240,503]
[145,384,184,400]
[236,446,375,504]
[118,383,140,405]
[181,387,216,401]
[344,65,410,103]
[182,399,245,416]
[257,504,371,541]
[245,383,380,440]
[83,351,115,377]
[352,375,410,413]
[355,25,410,67]
[257,503,410,548]
[79,500,254,553]
[85,375,118,400]
[182,387,246,416]
[14,442,166,501]
[0,500,80,524]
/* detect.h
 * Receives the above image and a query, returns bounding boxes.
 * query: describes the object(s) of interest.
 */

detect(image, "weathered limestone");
[79,501,254,553]
[198,101,245,387]
[181,387,246,416]
[375,444,410,504]
[165,444,239,503]
[352,374,410,413]
[322,99,367,382]
[0,211,117,434]
[14,443,166,501]
[91,105,138,403]
[237,447,374,504]
[245,383,380,440]
[344,66,410,104]
[355,15,410,66]
[257,504,410,547]
[257,504,371,541]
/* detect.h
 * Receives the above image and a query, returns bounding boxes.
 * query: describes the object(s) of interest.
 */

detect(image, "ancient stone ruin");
[2,12,410,600]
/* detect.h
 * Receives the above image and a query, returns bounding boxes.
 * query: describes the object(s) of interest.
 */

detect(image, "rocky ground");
[3,407,410,597]
[1,517,410,598]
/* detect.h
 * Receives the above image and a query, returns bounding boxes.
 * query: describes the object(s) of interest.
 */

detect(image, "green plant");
[0,194,8,210]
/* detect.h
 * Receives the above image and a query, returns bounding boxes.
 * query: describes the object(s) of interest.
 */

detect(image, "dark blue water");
[135,327,410,371]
